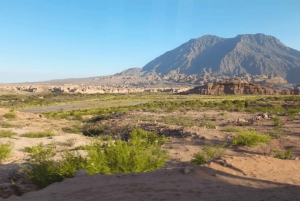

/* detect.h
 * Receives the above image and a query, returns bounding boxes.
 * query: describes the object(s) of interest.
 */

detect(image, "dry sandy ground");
[6,156,300,201]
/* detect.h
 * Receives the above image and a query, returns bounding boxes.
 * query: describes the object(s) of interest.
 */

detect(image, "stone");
[74,169,89,178]
[262,113,269,119]
[238,118,247,123]
[183,166,194,174]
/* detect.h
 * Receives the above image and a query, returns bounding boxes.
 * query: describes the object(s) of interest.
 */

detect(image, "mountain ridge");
[141,33,300,83]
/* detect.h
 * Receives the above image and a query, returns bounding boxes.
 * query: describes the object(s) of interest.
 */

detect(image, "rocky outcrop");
[184,79,300,95]
[0,183,38,199]
[0,84,191,94]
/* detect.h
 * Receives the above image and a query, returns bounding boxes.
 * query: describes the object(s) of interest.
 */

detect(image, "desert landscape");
[0,87,300,200]
[1,1,300,200]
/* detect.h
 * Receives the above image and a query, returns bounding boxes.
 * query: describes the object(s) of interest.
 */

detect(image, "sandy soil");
[6,156,300,201]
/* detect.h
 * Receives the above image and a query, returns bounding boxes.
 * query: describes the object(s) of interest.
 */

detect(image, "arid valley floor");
[0,91,300,200]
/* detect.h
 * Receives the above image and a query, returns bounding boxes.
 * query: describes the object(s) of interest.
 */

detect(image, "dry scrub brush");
[21,128,169,188]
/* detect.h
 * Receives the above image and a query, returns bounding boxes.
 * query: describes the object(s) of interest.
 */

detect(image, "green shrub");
[21,130,55,138]
[273,149,292,160]
[272,105,285,115]
[191,144,226,165]
[287,108,300,120]
[23,143,87,188]
[86,128,168,174]
[22,128,168,188]
[0,142,13,163]
[0,130,17,138]
[272,116,283,129]
[199,120,217,129]
[231,129,270,147]
[3,113,17,120]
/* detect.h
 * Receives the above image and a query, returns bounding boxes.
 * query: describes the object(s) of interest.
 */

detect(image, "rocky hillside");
[184,79,300,95]
[142,34,300,83]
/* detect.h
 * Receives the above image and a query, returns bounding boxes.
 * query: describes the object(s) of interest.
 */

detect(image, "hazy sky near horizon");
[1,0,300,83]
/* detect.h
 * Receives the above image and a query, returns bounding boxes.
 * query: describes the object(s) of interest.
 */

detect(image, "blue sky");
[0,0,299,83]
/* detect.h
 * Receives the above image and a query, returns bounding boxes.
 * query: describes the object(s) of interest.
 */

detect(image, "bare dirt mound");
[8,156,300,201]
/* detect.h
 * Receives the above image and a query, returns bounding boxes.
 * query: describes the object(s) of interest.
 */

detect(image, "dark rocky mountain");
[142,34,300,83]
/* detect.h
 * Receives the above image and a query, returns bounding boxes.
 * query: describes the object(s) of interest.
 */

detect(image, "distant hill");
[142,34,300,83]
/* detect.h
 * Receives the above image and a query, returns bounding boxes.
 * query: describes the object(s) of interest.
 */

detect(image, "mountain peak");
[142,34,300,83]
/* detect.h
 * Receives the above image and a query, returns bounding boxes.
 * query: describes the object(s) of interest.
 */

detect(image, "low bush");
[23,143,87,188]
[272,105,285,115]
[22,128,168,188]
[191,144,226,165]
[272,116,283,129]
[273,149,292,160]
[86,129,168,174]
[287,108,300,120]
[3,113,17,120]
[0,142,13,163]
[0,130,17,138]
[21,130,55,138]
[231,129,270,147]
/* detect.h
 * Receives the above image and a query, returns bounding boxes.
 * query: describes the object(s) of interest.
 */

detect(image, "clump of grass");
[272,105,285,115]
[221,127,241,133]
[164,115,196,127]
[62,123,83,134]
[0,121,17,128]
[134,116,160,122]
[3,113,17,120]
[269,128,286,139]
[191,144,226,165]
[21,130,55,138]
[272,116,283,129]
[61,138,77,147]
[22,128,169,188]
[273,149,292,160]
[231,129,270,147]
[0,130,17,138]
[199,120,217,129]
[287,108,300,120]
[0,142,13,163]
